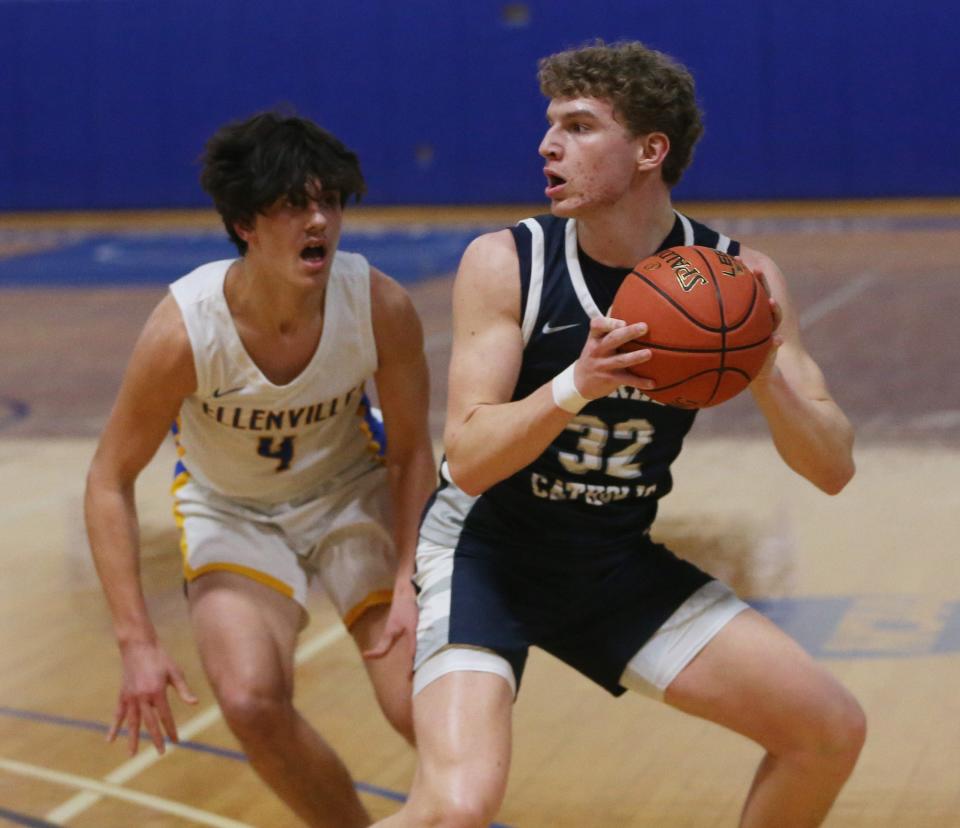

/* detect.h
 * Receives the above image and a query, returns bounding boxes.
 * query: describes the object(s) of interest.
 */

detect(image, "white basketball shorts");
[172,465,395,628]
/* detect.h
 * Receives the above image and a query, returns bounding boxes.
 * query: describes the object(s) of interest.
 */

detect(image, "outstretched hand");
[109,641,198,755]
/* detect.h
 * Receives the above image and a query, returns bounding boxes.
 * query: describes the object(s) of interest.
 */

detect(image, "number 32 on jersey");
[558,415,653,479]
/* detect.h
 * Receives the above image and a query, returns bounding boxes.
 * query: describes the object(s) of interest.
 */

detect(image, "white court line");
[293,622,349,666]
[44,622,348,824]
[798,272,879,328]
[0,757,253,828]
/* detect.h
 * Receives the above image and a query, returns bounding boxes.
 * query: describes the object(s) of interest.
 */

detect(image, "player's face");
[241,183,343,287]
[539,97,642,216]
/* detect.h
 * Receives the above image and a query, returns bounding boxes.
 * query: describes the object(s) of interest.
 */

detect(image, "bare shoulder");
[454,228,521,321]
[87,290,197,479]
[369,266,417,318]
[131,292,196,396]
[460,228,519,270]
[369,266,425,360]
[141,293,191,354]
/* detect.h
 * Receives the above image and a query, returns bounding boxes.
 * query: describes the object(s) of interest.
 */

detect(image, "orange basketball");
[610,246,775,408]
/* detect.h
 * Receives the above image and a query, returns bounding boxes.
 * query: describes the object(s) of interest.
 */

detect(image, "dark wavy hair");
[538,40,703,187]
[200,110,366,254]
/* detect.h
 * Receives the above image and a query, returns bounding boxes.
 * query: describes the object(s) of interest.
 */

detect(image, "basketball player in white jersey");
[85,111,435,827]
[375,42,865,827]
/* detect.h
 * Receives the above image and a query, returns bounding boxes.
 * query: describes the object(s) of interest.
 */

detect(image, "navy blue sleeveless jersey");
[414,211,741,694]
[448,211,739,552]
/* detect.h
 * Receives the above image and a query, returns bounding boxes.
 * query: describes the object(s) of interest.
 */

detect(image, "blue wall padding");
[1,0,957,209]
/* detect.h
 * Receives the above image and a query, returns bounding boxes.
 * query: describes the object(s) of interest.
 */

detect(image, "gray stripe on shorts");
[413,540,456,672]
[418,468,477,549]
[419,574,452,599]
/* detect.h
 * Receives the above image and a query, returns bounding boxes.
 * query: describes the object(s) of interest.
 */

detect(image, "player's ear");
[233,219,254,245]
[636,132,670,173]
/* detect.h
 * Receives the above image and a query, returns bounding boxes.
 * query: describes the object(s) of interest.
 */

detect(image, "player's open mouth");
[300,244,327,263]
[544,172,567,197]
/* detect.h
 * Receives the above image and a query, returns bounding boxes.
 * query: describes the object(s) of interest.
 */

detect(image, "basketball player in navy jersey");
[85,112,435,827]
[376,42,865,827]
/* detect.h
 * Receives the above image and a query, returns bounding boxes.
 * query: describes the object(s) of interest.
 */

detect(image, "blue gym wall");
[1,0,957,210]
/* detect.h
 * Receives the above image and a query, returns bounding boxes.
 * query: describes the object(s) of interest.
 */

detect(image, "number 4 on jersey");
[257,436,295,471]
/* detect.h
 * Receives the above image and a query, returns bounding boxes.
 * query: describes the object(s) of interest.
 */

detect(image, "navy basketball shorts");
[412,531,748,699]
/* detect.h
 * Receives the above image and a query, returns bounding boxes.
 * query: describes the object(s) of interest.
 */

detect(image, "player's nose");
[304,201,327,229]
[538,128,561,159]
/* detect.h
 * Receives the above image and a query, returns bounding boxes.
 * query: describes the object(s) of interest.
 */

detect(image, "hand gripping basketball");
[611,246,775,408]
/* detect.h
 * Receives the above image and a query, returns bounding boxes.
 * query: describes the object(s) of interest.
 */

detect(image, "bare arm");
[84,293,198,752]
[741,247,855,494]
[364,268,436,658]
[444,231,652,496]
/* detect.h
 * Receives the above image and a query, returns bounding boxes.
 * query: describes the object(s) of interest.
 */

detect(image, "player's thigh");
[412,669,514,813]
[188,571,302,695]
[349,604,414,730]
[664,608,859,753]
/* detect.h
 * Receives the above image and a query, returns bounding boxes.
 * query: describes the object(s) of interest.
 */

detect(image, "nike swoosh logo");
[212,385,245,398]
[541,321,580,335]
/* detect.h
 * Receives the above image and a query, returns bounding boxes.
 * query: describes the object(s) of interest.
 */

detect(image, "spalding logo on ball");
[611,246,775,408]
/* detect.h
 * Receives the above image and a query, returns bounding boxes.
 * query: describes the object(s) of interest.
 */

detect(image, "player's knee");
[407,766,504,828]
[415,793,498,828]
[821,692,867,765]
[216,683,292,742]
[791,688,866,771]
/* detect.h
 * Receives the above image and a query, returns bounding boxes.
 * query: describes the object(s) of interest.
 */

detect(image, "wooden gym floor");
[0,200,958,826]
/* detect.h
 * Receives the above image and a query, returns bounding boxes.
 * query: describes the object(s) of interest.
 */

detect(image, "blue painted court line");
[3,212,959,289]
[0,808,61,828]
[0,227,491,288]
[0,706,246,761]
[2,593,958,825]
[0,706,514,827]
[0,707,111,735]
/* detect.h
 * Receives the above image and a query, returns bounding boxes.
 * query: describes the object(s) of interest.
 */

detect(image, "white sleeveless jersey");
[169,253,382,505]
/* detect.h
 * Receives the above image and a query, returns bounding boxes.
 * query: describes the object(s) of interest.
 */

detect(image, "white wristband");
[551,364,590,414]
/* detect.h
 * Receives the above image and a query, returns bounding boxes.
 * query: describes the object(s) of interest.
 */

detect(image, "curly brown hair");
[538,40,703,187]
